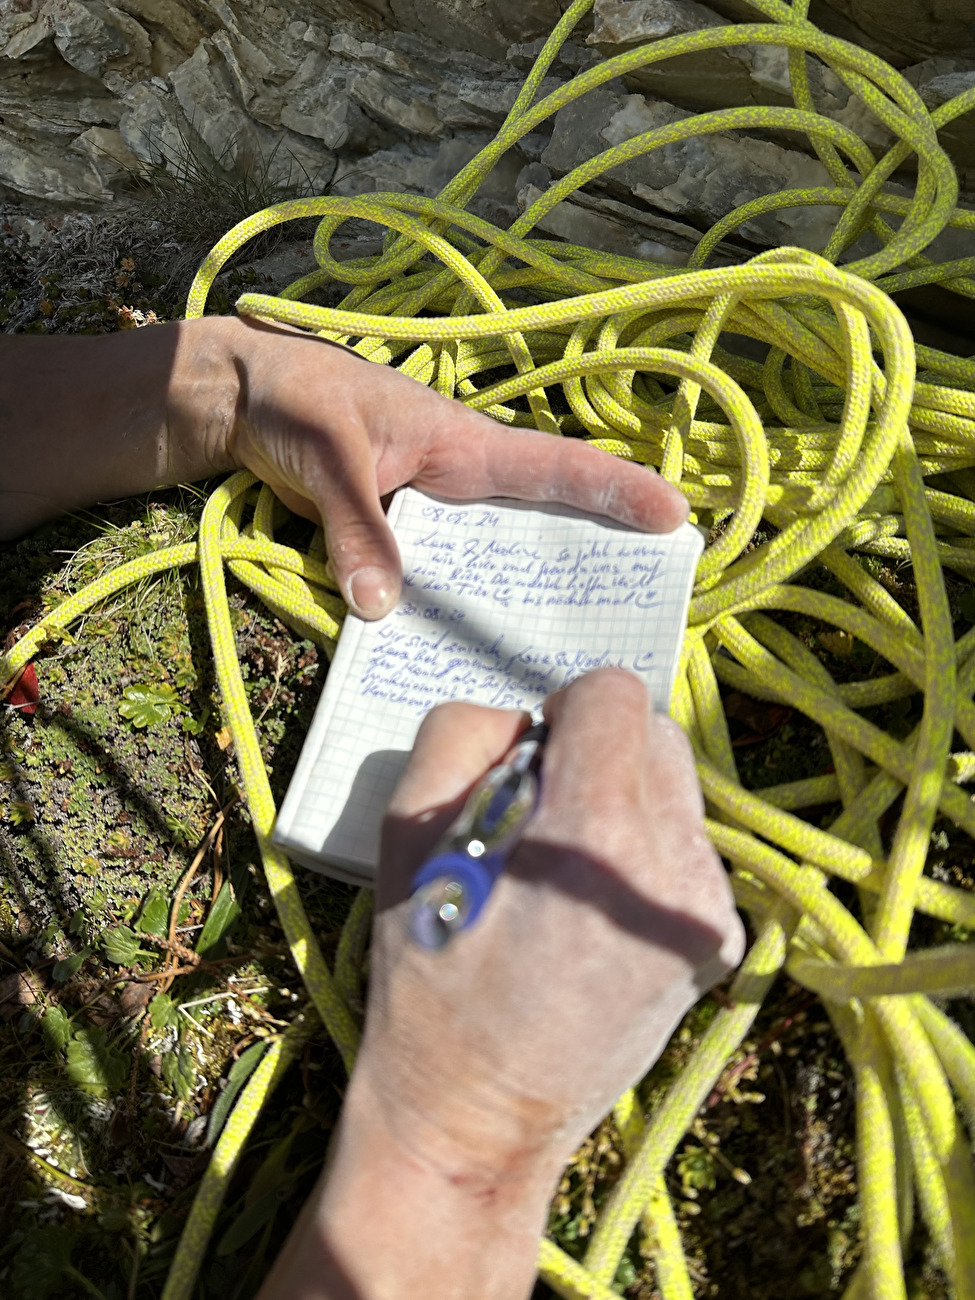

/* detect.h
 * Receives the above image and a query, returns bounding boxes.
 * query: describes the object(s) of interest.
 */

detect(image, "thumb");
[324,490,402,620]
[237,421,402,618]
[306,441,402,620]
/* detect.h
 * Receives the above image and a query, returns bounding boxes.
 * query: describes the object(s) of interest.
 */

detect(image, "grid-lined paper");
[273,488,703,884]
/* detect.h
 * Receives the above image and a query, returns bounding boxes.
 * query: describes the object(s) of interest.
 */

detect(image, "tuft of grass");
[0,124,333,336]
[126,120,335,305]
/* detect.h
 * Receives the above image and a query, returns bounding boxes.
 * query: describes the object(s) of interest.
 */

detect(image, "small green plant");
[182,705,210,735]
[677,1143,717,1194]
[135,886,170,936]
[51,948,91,982]
[9,1225,103,1300]
[149,991,179,1032]
[119,681,179,728]
[162,1042,198,1101]
[66,1025,129,1096]
[41,1004,72,1052]
[99,924,151,966]
[165,810,200,842]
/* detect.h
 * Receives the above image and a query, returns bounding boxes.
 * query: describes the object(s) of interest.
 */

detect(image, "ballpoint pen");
[407,709,548,950]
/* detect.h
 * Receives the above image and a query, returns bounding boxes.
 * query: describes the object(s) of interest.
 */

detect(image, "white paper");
[273,488,703,883]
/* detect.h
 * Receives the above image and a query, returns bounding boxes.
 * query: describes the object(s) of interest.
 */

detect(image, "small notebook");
[273,488,703,885]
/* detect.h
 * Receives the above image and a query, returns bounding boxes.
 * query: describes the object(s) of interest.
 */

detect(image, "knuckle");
[328,520,387,565]
[574,665,649,710]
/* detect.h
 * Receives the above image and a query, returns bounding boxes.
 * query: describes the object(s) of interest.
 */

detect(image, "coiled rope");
[5,0,975,1294]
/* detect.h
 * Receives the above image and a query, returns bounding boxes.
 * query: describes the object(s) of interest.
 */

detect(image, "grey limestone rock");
[518,179,735,264]
[50,0,151,83]
[543,79,837,251]
[0,0,970,283]
[905,57,975,174]
[331,132,526,228]
[0,133,113,203]
[165,40,335,187]
[112,0,205,55]
[818,0,975,67]
[118,78,187,166]
[587,0,894,152]
[280,53,388,152]
[347,0,575,61]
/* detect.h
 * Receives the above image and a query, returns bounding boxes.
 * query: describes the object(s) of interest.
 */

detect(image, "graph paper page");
[273,488,703,883]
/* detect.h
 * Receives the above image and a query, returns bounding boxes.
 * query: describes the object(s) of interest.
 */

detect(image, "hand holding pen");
[365,669,744,1176]
[259,670,745,1300]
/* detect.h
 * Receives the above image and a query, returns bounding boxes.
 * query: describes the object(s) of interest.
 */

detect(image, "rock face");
[0,0,972,263]
[586,0,896,154]
[815,0,975,68]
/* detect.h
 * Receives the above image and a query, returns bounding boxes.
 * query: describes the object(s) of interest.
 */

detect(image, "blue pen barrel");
[408,849,505,949]
[406,722,546,950]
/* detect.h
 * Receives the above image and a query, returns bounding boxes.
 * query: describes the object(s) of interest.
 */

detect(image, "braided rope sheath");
[5,0,975,1294]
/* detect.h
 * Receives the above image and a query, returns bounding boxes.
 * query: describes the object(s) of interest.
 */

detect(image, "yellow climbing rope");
[5,0,975,1294]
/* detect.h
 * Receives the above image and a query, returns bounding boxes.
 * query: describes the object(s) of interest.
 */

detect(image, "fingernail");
[348,566,394,618]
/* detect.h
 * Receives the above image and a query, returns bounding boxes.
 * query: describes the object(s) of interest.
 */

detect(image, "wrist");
[164,316,243,484]
[0,322,239,540]
[259,1063,561,1300]
[348,1049,566,1201]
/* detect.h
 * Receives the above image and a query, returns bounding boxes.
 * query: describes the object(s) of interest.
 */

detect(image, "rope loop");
[5,1,975,1294]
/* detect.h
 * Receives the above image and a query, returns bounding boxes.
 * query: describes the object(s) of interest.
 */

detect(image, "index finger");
[412,402,689,533]
[532,667,706,864]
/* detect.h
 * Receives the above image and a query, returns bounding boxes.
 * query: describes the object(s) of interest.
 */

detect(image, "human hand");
[0,316,686,584]
[359,667,745,1188]
[257,669,743,1300]
[207,316,689,618]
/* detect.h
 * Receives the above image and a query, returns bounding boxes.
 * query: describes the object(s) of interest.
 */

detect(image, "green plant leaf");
[216,1188,281,1257]
[100,925,147,966]
[148,991,179,1032]
[136,887,169,936]
[677,1144,716,1193]
[66,1027,128,1096]
[196,881,240,960]
[52,946,92,982]
[42,1004,72,1053]
[10,1225,78,1300]
[181,706,209,735]
[613,1256,638,1292]
[119,682,179,728]
[8,800,35,826]
[207,1041,268,1145]
[162,1044,196,1101]
[245,1120,303,1209]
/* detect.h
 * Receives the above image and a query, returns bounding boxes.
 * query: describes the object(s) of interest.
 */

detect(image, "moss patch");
[0,488,356,1299]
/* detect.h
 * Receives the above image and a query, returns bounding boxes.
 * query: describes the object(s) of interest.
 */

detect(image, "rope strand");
[5,3,975,1293]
